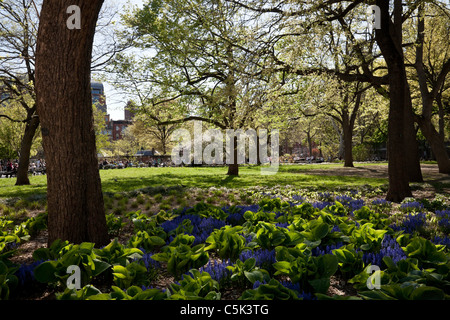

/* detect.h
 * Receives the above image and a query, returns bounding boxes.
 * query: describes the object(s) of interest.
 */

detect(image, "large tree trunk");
[403,87,424,183]
[418,118,450,173]
[376,0,413,202]
[35,0,109,246]
[342,119,354,167]
[227,136,239,175]
[15,113,40,185]
[414,3,450,174]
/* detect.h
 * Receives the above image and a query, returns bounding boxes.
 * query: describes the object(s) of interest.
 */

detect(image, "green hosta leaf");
[78,242,95,255]
[410,286,445,300]
[308,277,330,294]
[33,261,59,283]
[313,223,329,240]
[318,254,338,277]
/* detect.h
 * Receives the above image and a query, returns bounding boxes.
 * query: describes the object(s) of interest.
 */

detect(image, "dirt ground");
[303,163,450,195]
[302,163,448,181]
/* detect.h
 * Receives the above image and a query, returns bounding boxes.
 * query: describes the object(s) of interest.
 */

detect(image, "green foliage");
[353,206,389,229]
[274,245,338,294]
[182,202,229,220]
[168,269,221,300]
[240,279,300,300]
[205,225,248,260]
[403,237,448,269]
[290,202,318,220]
[226,258,270,288]
[151,234,209,278]
[94,238,143,267]
[0,260,18,300]
[128,230,166,252]
[105,213,126,237]
[332,245,365,279]
[258,198,289,212]
[33,241,111,288]
[57,285,167,300]
[254,222,303,250]
[351,223,387,251]
[0,232,20,254]
[358,283,446,300]
[243,209,276,224]
[112,261,150,288]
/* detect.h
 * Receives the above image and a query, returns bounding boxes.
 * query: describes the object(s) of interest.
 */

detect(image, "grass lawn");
[0,163,388,201]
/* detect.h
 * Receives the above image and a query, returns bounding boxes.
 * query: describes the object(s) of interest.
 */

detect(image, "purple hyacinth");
[390,213,427,234]
[199,259,233,284]
[15,260,44,286]
[362,235,406,266]
[239,249,276,268]
[311,242,344,256]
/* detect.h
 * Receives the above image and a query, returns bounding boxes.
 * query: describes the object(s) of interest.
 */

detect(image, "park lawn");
[0,164,387,201]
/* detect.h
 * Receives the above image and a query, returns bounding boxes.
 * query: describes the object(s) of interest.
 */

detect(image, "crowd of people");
[0,159,46,177]
[0,159,18,173]
[99,157,174,169]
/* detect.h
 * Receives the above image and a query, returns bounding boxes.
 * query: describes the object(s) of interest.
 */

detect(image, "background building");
[91,82,107,114]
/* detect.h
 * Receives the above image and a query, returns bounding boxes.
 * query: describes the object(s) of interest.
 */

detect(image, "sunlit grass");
[0,164,388,201]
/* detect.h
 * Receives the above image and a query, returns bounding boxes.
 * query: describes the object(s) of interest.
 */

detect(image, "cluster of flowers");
[161,214,227,245]
[199,259,233,285]
[435,210,450,234]
[390,212,427,234]
[372,199,392,207]
[223,204,259,226]
[362,235,407,266]
[312,201,335,211]
[291,194,305,203]
[14,260,43,287]
[311,242,344,256]
[239,249,276,269]
[432,236,450,248]
[140,249,161,271]
[399,201,425,212]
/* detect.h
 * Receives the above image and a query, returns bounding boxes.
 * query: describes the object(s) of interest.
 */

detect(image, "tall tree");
[0,0,40,185]
[408,2,450,173]
[35,0,109,246]
[228,0,430,201]
[113,0,270,176]
[0,0,128,185]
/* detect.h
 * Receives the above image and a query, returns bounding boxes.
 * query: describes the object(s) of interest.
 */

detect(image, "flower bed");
[1,188,449,300]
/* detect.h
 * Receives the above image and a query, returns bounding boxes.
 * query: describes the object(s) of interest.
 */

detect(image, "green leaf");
[410,286,445,300]
[308,277,330,294]
[33,261,59,283]
[79,242,95,255]
[313,223,329,240]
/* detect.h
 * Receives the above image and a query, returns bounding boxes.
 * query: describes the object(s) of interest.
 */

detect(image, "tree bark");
[227,135,239,175]
[35,0,109,246]
[403,87,424,183]
[418,117,450,173]
[376,0,413,202]
[15,114,40,185]
[414,2,450,174]
[342,117,354,167]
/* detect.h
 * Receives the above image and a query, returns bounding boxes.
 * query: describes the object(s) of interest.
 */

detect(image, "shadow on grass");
[0,166,388,201]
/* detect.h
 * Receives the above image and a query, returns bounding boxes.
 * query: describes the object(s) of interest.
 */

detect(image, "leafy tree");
[228,0,443,201]
[111,0,272,175]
